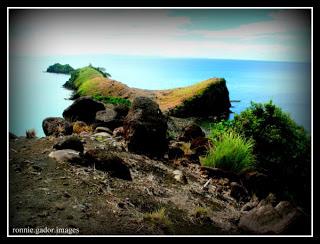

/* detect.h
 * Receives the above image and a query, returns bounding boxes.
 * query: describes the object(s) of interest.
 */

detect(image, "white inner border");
[7,6,313,238]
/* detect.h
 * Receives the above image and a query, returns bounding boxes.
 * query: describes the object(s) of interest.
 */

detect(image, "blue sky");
[10,9,311,62]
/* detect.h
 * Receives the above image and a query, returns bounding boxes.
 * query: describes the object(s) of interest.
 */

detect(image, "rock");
[190,137,212,156]
[93,132,112,140]
[172,170,188,184]
[200,166,240,183]
[53,136,84,153]
[239,201,304,234]
[257,193,277,208]
[240,171,274,199]
[95,127,113,134]
[9,132,18,139]
[95,109,118,128]
[123,97,168,157]
[168,146,184,160]
[241,201,259,212]
[113,126,125,137]
[114,104,129,118]
[48,149,81,163]
[230,182,249,202]
[63,96,105,123]
[179,124,205,142]
[84,149,132,181]
[42,117,73,137]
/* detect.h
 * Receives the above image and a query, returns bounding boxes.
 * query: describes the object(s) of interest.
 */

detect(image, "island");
[46,63,74,74]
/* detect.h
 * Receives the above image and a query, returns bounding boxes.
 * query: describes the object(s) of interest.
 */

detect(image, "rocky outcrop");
[239,200,304,234]
[42,117,73,137]
[179,124,205,142]
[53,136,84,153]
[123,97,168,157]
[168,79,231,118]
[63,96,105,123]
[84,149,132,181]
[94,104,129,130]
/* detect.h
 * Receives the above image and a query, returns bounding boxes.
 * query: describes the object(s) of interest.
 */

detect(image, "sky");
[9,9,311,62]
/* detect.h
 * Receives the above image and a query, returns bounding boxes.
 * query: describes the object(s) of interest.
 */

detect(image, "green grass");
[92,94,131,107]
[143,207,173,230]
[202,131,255,173]
[72,66,104,88]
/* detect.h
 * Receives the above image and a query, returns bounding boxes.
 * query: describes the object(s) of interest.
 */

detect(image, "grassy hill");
[63,66,231,117]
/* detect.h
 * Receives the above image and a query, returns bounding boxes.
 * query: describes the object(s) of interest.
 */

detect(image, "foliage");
[232,101,310,175]
[202,131,255,173]
[209,120,233,142]
[232,101,311,206]
[47,63,74,74]
[92,94,131,107]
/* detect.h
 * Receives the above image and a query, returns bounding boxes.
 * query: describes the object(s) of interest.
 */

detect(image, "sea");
[9,54,311,137]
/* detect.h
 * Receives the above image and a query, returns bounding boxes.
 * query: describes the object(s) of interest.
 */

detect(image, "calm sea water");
[9,54,311,137]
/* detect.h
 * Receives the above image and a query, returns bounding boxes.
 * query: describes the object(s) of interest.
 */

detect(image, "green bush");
[232,101,310,175]
[232,101,311,206]
[209,120,233,141]
[202,131,255,173]
[92,94,131,107]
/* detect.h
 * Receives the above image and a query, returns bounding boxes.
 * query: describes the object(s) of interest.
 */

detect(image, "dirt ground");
[9,135,246,236]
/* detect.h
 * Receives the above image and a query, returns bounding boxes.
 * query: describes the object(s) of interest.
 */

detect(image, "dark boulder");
[42,117,73,137]
[200,166,240,183]
[179,124,205,142]
[53,136,84,153]
[95,109,118,128]
[168,146,184,160]
[114,104,129,118]
[240,171,275,199]
[230,182,249,202]
[95,104,129,130]
[63,96,105,123]
[123,97,168,157]
[84,149,132,181]
[190,137,212,156]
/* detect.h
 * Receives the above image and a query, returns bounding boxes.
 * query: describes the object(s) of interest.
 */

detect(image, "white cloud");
[10,9,310,61]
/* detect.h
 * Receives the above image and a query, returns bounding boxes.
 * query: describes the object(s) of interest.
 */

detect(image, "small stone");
[172,170,188,184]
[63,191,71,198]
[95,127,113,134]
[55,203,65,211]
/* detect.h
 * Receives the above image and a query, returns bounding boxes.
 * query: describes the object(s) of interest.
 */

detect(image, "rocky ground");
[9,96,309,236]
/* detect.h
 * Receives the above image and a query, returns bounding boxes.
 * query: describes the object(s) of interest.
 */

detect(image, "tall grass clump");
[202,131,255,173]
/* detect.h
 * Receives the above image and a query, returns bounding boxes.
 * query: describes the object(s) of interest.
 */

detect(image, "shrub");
[209,120,233,141]
[202,131,255,173]
[232,101,310,175]
[26,129,36,138]
[232,101,311,206]
[92,94,131,107]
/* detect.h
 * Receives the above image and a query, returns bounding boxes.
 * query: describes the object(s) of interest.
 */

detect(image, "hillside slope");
[63,66,231,118]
